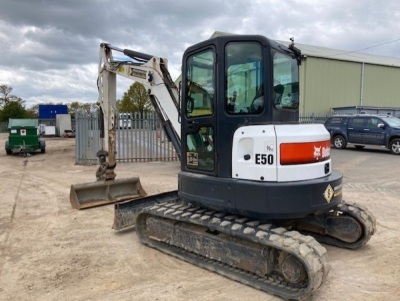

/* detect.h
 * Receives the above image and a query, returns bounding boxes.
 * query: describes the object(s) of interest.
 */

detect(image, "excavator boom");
[70,43,182,209]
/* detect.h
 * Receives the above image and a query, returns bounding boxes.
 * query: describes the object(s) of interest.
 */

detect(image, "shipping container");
[56,114,72,136]
[39,105,68,119]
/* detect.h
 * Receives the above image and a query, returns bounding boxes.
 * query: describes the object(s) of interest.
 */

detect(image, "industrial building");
[293,42,400,116]
[212,32,400,116]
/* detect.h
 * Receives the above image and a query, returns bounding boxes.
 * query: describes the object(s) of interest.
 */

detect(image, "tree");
[0,85,23,109]
[26,104,39,118]
[118,82,153,114]
[0,85,30,121]
[68,101,97,118]
[0,101,28,122]
[68,102,82,118]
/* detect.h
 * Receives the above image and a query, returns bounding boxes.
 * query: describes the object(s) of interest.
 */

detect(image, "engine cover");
[232,124,331,182]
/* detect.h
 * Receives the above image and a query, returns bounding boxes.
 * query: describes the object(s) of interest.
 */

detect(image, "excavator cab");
[178,35,342,219]
[181,35,300,177]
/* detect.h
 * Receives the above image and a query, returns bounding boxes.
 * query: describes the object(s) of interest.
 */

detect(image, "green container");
[5,119,46,155]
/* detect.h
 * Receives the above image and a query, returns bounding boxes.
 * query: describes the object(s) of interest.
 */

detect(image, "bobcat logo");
[313,145,330,161]
[314,146,321,160]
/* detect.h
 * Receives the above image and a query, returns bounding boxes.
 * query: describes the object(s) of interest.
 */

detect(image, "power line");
[327,37,400,57]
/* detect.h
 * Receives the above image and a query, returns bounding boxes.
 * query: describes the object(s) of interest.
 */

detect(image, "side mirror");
[378,123,385,129]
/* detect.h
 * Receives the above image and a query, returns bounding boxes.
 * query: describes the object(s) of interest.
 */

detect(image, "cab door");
[181,47,217,175]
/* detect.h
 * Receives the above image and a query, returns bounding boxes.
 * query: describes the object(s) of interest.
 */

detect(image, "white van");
[118,113,132,129]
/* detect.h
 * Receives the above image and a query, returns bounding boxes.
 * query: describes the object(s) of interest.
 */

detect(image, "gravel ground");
[0,133,399,301]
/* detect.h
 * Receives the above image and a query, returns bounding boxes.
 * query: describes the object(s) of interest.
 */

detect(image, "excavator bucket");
[70,177,147,209]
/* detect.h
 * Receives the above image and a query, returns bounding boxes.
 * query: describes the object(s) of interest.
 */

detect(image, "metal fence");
[74,110,331,165]
[74,110,178,165]
[299,115,330,124]
[116,112,177,163]
[75,111,102,165]
[0,114,333,135]
[0,121,7,132]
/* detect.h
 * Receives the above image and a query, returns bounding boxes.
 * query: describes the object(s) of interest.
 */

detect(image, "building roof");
[278,40,400,68]
[332,105,400,110]
[212,31,400,68]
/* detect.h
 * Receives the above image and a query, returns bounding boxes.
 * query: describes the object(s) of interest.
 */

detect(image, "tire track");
[9,159,29,221]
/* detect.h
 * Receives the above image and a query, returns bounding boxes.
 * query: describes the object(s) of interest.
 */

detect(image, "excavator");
[70,34,376,300]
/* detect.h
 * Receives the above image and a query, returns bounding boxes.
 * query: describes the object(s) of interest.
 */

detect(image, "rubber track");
[310,201,376,249]
[136,201,330,301]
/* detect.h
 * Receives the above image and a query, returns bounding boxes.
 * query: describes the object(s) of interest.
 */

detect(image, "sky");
[1,0,400,108]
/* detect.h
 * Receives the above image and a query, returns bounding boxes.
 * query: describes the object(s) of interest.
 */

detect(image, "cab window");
[185,50,214,117]
[273,52,299,110]
[225,42,263,114]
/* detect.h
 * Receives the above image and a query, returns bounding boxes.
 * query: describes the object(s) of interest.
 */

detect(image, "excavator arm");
[97,43,181,166]
[70,43,181,209]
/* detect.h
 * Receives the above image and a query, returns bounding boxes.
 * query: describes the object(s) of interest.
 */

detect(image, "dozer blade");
[113,190,179,230]
[70,177,147,209]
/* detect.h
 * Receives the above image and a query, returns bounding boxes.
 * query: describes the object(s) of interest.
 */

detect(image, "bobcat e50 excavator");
[71,35,376,300]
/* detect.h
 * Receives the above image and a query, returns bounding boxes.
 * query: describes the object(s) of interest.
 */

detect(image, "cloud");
[0,0,399,108]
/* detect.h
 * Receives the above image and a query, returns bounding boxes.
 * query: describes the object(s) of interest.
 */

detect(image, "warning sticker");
[187,152,199,166]
[20,129,27,136]
[323,184,334,203]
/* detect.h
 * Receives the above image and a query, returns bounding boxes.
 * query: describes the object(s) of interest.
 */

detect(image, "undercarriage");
[136,201,328,300]
[282,202,376,250]
[113,192,376,300]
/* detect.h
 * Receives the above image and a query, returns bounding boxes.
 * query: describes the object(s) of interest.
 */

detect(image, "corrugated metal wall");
[300,58,361,115]
[363,64,400,106]
[300,57,400,115]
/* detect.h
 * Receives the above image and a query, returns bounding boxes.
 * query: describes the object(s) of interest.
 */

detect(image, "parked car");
[324,115,400,155]
[63,129,75,138]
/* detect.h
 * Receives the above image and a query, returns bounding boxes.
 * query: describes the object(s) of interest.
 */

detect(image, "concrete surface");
[0,133,399,300]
